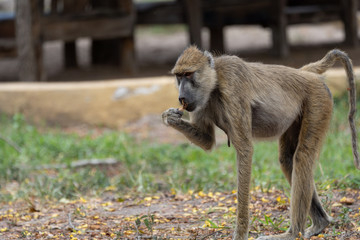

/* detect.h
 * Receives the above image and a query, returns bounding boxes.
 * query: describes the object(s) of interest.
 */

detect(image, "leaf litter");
[0,188,359,239]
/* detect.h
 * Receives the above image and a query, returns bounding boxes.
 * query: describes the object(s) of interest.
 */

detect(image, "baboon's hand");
[162,108,183,126]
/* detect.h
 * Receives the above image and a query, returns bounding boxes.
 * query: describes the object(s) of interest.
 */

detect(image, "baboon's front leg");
[232,139,253,240]
[162,108,215,150]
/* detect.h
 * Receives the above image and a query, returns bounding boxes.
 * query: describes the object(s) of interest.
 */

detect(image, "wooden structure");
[286,0,358,47]
[0,13,16,58]
[15,0,136,81]
[138,0,359,57]
[137,0,203,48]
[1,0,358,81]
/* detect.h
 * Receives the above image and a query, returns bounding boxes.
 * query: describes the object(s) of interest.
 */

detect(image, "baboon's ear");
[204,51,215,69]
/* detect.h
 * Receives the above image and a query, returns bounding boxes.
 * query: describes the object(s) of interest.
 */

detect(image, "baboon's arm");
[162,108,215,150]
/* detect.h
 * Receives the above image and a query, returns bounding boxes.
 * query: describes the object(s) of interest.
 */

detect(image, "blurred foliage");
[0,95,359,202]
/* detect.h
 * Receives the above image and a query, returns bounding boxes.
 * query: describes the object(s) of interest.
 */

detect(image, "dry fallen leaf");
[340,197,355,205]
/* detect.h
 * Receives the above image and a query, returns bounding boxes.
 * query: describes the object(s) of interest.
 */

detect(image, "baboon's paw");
[304,222,329,238]
[161,108,183,126]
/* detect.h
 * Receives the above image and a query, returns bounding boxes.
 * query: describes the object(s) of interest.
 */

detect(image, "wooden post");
[16,0,45,81]
[91,0,136,74]
[342,0,358,47]
[63,0,88,68]
[209,26,224,53]
[184,0,203,48]
[271,0,288,57]
[91,0,119,65]
[118,0,136,74]
[209,12,224,53]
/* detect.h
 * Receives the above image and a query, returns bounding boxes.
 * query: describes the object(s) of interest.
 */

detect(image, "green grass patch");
[0,96,359,202]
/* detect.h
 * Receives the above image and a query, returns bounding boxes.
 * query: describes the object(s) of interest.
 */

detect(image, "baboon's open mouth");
[179,99,188,111]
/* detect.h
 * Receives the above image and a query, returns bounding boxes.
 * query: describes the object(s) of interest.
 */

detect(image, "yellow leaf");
[105,208,116,212]
[340,197,355,205]
[78,224,88,229]
[188,189,194,195]
[332,202,342,207]
[229,207,236,213]
[202,220,212,228]
[21,215,32,221]
[144,197,152,201]
[105,185,117,191]
[276,196,287,204]
[101,201,112,207]
[0,228,7,232]
[124,230,135,235]
[261,197,270,203]
[198,191,206,197]
[171,188,176,195]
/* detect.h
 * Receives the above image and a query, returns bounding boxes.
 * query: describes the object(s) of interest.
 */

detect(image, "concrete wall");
[0,76,178,128]
[0,69,359,129]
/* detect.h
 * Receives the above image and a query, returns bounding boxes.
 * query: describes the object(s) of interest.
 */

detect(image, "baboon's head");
[171,46,217,112]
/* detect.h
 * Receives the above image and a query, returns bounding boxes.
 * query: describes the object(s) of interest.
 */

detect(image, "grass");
[0,96,359,202]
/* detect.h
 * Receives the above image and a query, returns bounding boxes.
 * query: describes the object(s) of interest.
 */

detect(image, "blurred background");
[1,0,360,138]
[0,3,359,238]
[1,0,360,82]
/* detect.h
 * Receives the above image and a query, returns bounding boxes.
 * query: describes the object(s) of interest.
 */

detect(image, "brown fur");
[162,46,359,240]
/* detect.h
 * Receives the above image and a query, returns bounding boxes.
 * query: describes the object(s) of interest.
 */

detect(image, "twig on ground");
[0,133,22,153]
[35,158,119,170]
[68,213,78,231]
[200,229,227,240]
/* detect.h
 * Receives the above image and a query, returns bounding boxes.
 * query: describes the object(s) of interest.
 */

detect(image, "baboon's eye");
[184,72,194,79]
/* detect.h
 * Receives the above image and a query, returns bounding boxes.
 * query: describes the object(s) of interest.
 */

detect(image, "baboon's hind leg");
[257,97,332,240]
[279,119,331,238]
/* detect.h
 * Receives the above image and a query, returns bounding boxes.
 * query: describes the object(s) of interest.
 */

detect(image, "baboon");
[162,46,360,240]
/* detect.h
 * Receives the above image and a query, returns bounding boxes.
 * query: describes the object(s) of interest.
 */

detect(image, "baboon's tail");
[301,49,360,170]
